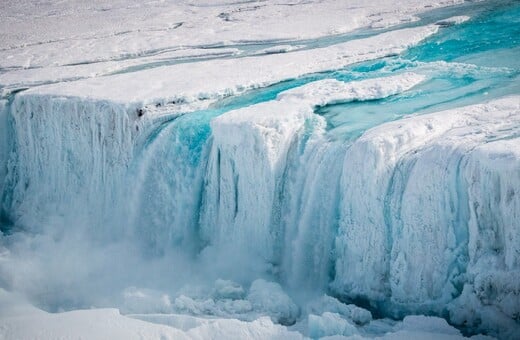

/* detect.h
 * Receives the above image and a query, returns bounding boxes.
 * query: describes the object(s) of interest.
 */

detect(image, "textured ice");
[277,73,425,105]
[306,295,372,326]
[308,312,359,338]
[3,96,133,230]
[0,100,8,203]
[213,279,246,300]
[247,279,299,326]
[200,73,424,267]
[333,96,520,327]
[1,0,519,339]
[122,287,173,314]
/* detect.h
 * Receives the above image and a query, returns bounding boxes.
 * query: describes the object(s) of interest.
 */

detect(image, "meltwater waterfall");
[1,2,520,339]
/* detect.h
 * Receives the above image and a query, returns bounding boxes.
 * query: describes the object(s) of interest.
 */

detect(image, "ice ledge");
[277,72,425,106]
[19,25,438,111]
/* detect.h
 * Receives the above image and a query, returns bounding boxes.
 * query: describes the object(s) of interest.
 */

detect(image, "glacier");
[1,0,520,339]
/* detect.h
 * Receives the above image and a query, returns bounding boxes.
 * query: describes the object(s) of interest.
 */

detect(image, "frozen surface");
[1,0,520,339]
[0,0,460,69]
[16,24,438,107]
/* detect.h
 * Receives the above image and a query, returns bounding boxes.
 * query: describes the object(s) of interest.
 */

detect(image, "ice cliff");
[1,72,518,337]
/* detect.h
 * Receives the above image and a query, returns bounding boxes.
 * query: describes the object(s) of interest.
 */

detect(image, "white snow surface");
[17,24,438,108]
[0,0,460,70]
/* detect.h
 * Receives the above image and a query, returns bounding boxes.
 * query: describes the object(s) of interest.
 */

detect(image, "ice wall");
[1,74,519,337]
[333,97,520,327]
[201,90,520,334]
[2,95,136,236]
[200,74,425,285]
[0,100,8,220]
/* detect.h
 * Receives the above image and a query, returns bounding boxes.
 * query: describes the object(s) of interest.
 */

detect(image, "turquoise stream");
[141,1,520,167]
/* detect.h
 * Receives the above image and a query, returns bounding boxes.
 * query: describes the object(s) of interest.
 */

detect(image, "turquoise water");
[129,3,520,215]
[313,2,520,141]
[139,1,520,169]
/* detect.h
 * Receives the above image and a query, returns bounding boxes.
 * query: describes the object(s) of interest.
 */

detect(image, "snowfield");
[1,0,519,339]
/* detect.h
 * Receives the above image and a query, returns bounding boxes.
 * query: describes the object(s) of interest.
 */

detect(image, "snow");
[0,0,460,70]
[0,288,487,340]
[0,47,241,91]
[0,288,301,340]
[17,24,438,108]
[277,73,425,106]
[1,0,519,339]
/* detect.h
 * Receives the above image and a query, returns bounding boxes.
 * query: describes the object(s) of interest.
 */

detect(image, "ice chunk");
[308,312,358,338]
[174,295,217,316]
[254,45,304,55]
[173,294,253,318]
[333,96,520,330]
[277,73,425,106]
[247,279,299,325]
[436,16,471,27]
[306,295,372,325]
[397,315,462,336]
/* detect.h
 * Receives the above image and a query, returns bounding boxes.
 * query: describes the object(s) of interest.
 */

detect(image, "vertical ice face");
[280,141,346,291]
[200,99,322,264]
[0,100,8,220]
[3,95,135,235]
[199,75,426,286]
[333,97,520,321]
[127,112,214,254]
[464,139,520,320]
